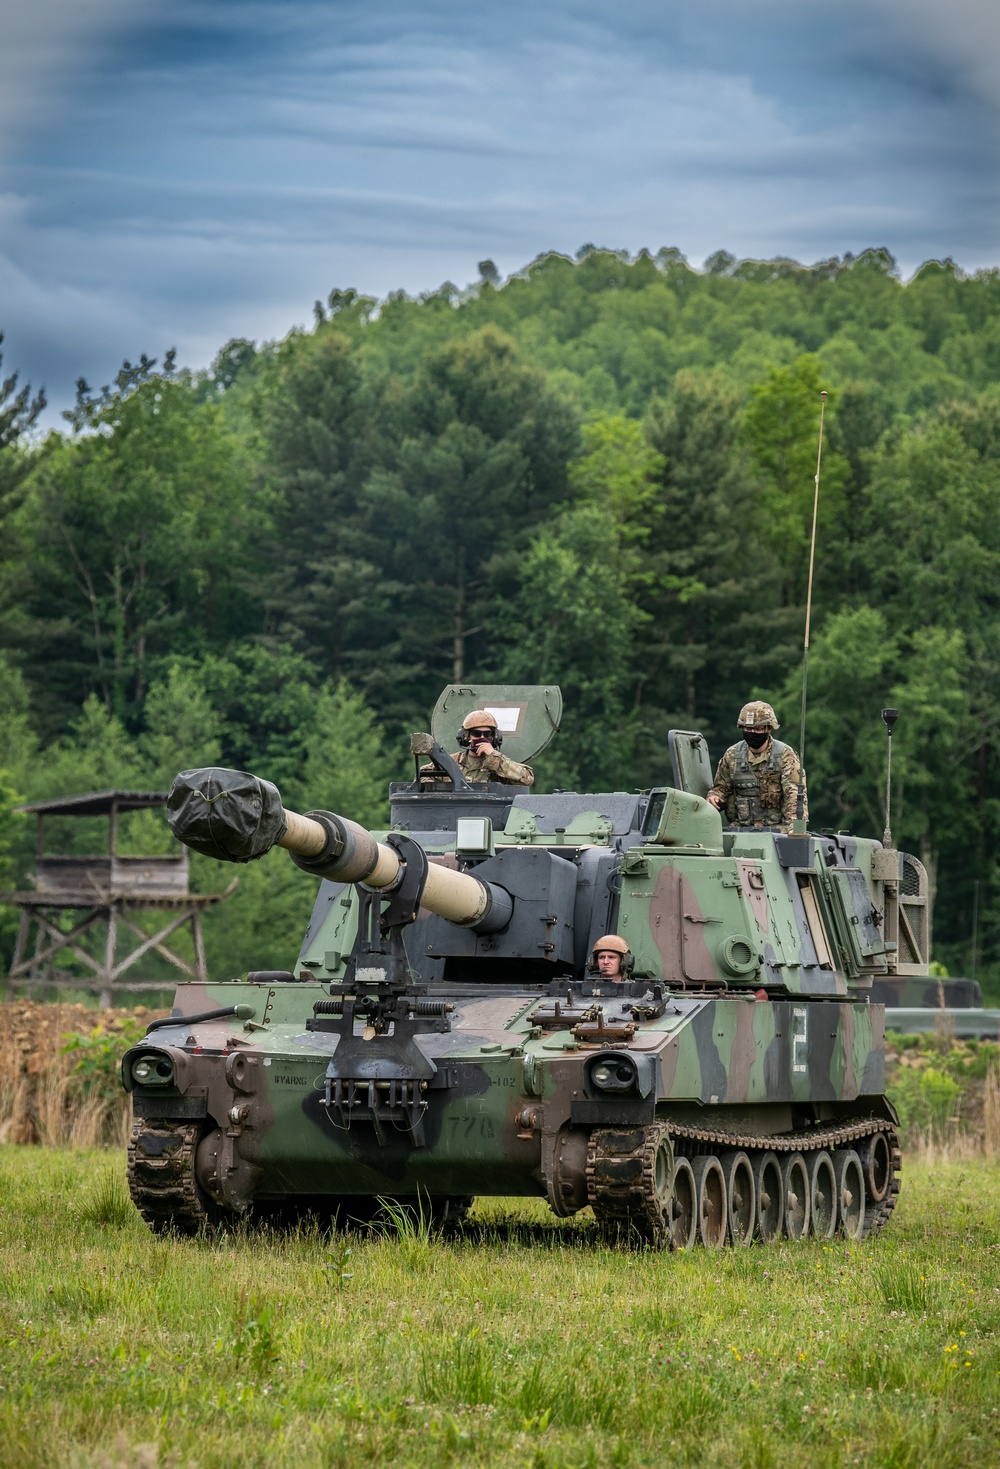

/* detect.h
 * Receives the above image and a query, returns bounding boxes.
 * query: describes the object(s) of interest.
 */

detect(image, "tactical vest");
[727,739,787,828]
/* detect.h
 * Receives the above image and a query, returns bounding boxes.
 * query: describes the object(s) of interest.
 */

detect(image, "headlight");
[588,1056,638,1093]
[130,1053,175,1088]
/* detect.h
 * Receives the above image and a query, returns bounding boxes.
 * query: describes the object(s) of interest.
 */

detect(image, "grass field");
[1,1148,999,1469]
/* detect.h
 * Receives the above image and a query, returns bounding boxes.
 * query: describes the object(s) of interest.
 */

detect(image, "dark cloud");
[0,0,997,420]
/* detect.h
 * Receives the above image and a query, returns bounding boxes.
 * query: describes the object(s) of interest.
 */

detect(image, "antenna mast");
[795,391,827,830]
[881,707,899,848]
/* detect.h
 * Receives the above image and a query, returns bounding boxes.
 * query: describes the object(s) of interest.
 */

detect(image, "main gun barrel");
[168,767,512,933]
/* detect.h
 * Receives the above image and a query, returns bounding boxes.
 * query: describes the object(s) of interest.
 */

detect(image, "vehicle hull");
[127,981,892,1211]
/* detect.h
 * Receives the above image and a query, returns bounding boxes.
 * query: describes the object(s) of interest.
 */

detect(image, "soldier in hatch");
[706,701,807,834]
[423,710,535,787]
[588,934,634,982]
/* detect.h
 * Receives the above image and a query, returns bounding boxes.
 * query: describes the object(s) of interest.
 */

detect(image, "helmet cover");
[591,934,630,957]
[738,700,779,731]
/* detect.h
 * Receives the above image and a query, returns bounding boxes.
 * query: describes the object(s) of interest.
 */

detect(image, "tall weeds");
[981,1066,1000,1149]
[902,1075,1000,1164]
[0,1000,161,1147]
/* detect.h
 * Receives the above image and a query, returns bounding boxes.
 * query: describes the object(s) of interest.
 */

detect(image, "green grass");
[2,1150,1000,1467]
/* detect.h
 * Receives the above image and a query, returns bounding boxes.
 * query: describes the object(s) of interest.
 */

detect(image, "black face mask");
[743,729,769,749]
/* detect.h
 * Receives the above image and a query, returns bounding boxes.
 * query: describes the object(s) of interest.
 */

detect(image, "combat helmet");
[588,933,634,979]
[457,709,503,749]
[738,701,779,732]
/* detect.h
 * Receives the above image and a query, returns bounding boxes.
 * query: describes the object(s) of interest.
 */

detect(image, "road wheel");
[834,1149,866,1239]
[858,1131,892,1204]
[669,1156,697,1250]
[720,1149,755,1247]
[781,1153,810,1240]
[692,1155,727,1248]
[807,1150,837,1239]
[751,1151,784,1242]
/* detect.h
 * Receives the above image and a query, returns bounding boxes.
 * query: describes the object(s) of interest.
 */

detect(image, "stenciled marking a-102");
[122,689,924,1247]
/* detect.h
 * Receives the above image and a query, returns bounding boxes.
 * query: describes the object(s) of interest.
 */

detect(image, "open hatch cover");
[432,685,562,765]
[668,730,714,799]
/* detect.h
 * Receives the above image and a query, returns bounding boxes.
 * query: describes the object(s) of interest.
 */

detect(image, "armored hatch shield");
[667,730,714,800]
[432,684,562,765]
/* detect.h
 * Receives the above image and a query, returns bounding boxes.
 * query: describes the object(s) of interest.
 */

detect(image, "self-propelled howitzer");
[123,693,923,1246]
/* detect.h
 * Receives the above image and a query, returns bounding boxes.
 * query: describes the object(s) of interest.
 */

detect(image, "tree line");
[0,245,998,990]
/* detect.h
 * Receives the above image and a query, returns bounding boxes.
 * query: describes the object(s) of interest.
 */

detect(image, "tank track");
[127,1119,475,1237]
[586,1121,675,1241]
[127,1120,218,1237]
[587,1116,901,1245]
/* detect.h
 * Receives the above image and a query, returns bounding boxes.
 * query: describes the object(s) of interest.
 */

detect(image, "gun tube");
[276,808,512,933]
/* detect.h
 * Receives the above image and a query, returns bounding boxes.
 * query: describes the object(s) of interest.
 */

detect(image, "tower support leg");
[8,912,31,995]
[100,906,118,1009]
[191,912,207,983]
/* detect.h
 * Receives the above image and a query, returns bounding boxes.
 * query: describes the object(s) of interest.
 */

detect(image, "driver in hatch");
[422,710,534,787]
[589,934,634,982]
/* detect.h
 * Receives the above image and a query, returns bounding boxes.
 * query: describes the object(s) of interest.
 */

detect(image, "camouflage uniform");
[708,737,806,832]
[422,748,534,787]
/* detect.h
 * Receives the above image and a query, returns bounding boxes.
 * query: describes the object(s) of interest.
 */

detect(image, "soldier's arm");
[708,750,734,804]
[781,750,807,830]
[492,753,534,786]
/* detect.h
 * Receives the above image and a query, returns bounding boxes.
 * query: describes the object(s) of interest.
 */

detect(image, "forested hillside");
[1,245,999,989]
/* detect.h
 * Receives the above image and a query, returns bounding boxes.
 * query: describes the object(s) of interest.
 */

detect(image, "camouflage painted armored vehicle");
[123,685,927,1247]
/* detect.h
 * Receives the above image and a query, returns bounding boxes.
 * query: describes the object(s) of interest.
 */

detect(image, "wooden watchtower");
[2,789,236,1007]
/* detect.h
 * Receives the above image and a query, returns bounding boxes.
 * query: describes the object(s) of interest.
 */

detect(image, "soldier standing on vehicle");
[589,934,634,982]
[706,701,806,833]
[423,710,535,787]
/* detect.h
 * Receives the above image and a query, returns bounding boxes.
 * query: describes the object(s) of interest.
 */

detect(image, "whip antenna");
[795,390,827,829]
[881,707,898,848]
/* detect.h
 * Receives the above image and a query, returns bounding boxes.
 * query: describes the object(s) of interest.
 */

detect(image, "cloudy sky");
[2,0,999,419]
